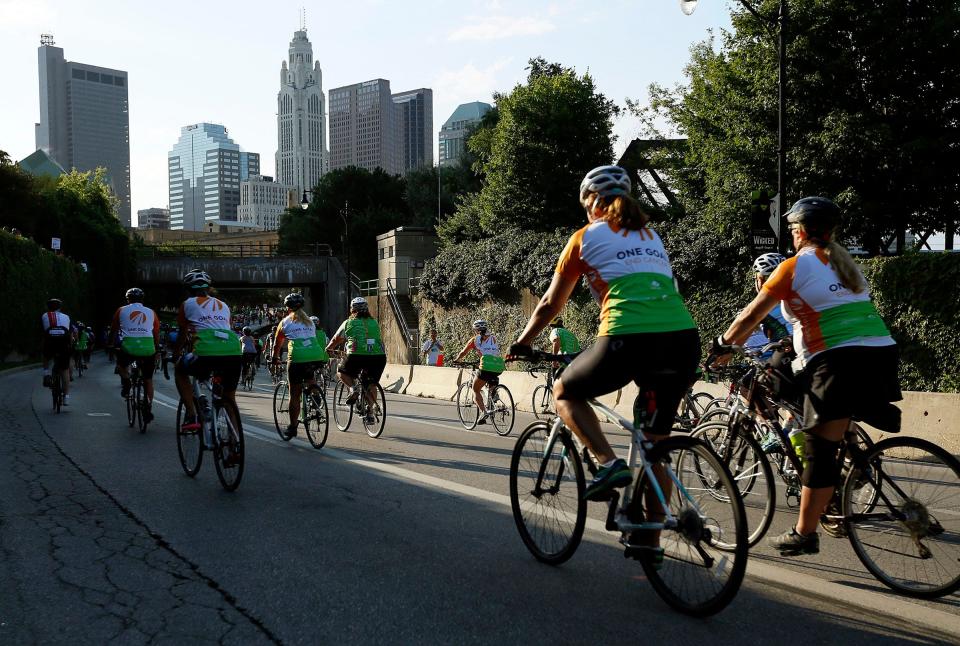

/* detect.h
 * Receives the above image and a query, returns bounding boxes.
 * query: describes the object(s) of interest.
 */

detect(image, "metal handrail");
[137,242,333,259]
[385,278,416,348]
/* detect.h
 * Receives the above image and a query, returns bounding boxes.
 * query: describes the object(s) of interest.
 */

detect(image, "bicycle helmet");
[47,298,62,310]
[242,326,252,335]
[125,287,144,302]
[752,253,786,277]
[182,269,211,289]
[350,297,368,312]
[309,316,319,325]
[579,165,631,202]
[784,196,841,231]
[549,316,563,327]
[473,319,488,333]
[284,292,305,310]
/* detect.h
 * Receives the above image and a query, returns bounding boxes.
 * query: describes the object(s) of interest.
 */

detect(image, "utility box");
[376,227,439,295]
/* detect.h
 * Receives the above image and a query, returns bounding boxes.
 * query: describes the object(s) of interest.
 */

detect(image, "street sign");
[750,190,778,255]
[51,237,61,251]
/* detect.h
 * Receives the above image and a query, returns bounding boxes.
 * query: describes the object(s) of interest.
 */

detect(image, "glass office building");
[438,101,492,167]
[392,88,433,173]
[168,124,259,231]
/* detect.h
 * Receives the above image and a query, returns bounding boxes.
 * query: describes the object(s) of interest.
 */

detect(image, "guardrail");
[386,278,417,351]
[137,243,333,259]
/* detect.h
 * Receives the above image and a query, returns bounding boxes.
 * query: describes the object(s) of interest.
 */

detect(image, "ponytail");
[292,309,311,325]
[595,194,650,230]
[824,241,866,294]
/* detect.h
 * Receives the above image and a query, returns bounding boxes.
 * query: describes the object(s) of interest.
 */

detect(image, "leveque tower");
[275,28,327,199]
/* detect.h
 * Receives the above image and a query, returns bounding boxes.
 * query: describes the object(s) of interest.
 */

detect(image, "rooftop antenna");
[40,33,55,46]
[300,7,306,30]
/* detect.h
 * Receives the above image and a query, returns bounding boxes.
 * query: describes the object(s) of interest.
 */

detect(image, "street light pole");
[341,201,350,299]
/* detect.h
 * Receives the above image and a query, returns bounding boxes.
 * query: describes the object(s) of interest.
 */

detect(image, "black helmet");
[284,292,305,310]
[47,298,62,310]
[784,196,840,231]
[182,269,211,290]
[125,287,144,302]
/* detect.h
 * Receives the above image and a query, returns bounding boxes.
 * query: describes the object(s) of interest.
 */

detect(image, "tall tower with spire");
[276,23,326,198]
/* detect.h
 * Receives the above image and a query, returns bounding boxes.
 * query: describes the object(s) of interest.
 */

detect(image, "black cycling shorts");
[799,344,901,431]
[43,335,72,371]
[559,329,701,435]
[179,355,242,392]
[287,360,326,386]
[339,354,386,383]
[117,350,156,378]
[477,370,501,384]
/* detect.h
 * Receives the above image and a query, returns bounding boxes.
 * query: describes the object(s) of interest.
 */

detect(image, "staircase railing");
[385,278,417,350]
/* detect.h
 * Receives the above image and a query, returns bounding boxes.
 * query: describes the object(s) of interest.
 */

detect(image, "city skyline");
[1,0,734,225]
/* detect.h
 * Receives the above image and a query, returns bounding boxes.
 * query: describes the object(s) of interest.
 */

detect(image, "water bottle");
[788,427,807,469]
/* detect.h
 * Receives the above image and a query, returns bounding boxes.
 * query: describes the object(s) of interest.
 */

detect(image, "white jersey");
[42,311,71,336]
[116,303,156,339]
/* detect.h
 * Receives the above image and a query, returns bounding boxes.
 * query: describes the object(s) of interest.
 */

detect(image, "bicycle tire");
[136,382,148,434]
[692,421,776,547]
[175,399,203,477]
[455,382,479,430]
[272,381,291,440]
[362,383,387,438]
[212,401,244,492]
[304,387,329,449]
[52,374,62,413]
[638,435,748,616]
[509,421,586,564]
[531,384,554,420]
[76,357,84,378]
[332,381,353,431]
[491,384,515,437]
[126,390,136,427]
[844,435,960,598]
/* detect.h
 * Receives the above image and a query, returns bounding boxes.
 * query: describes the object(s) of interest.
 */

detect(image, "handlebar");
[506,349,579,365]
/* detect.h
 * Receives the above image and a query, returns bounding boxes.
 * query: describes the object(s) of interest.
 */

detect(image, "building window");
[71,68,84,80]
[388,246,394,258]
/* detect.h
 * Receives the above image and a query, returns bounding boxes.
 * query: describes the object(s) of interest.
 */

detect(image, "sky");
[0,0,734,225]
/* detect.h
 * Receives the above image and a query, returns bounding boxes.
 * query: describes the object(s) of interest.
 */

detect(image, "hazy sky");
[0,0,734,224]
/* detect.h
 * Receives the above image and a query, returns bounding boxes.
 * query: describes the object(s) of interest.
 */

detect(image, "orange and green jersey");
[111,304,159,356]
[177,296,241,357]
[556,221,696,336]
[762,246,894,366]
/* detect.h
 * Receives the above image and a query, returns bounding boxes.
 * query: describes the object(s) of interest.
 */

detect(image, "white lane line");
[151,391,960,635]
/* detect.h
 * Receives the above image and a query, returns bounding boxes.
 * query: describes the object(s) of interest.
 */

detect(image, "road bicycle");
[332,368,387,438]
[176,372,245,492]
[50,370,65,413]
[452,362,515,436]
[508,351,748,616]
[530,365,556,420]
[272,363,329,449]
[698,343,960,598]
[124,358,152,434]
[73,348,85,379]
[241,359,257,391]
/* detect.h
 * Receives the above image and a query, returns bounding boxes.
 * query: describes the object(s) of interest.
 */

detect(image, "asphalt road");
[1,355,958,645]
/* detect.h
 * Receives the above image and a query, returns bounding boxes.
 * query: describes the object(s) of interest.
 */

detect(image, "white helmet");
[579,165,631,202]
[309,315,319,324]
[752,253,786,277]
[350,297,368,312]
[473,319,488,333]
[182,268,211,289]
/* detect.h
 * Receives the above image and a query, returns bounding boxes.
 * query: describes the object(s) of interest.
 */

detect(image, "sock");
[601,459,618,469]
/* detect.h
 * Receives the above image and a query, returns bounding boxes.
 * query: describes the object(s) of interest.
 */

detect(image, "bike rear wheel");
[303,387,329,449]
[639,435,748,616]
[272,381,290,440]
[455,382,478,430]
[362,383,387,438]
[509,421,586,565]
[175,399,203,477]
[332,381,353,431]
[844,436,960,598]
[212,401,244,492]
[490,384,515,436]
[52,374,62,413]
[531,384,554,420]
[126,391,136,428]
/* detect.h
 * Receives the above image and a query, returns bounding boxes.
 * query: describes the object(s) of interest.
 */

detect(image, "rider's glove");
[507,343,533,359]
[706,335,734,367]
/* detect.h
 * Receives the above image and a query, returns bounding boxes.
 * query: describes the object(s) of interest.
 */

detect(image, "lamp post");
[680,0,789,254]
[301,191,351,297]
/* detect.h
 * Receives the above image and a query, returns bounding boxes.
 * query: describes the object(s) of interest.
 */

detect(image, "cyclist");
[73,319,89,372]
[453,320,505,425]
[83,326,95,365]
[41,298,75,405]
[271,294,329,438]
[325,297,386,425]
[109,288,161,422]
[548,316,580,370]
[240,326,258,381]
[508,165,700,501]
[708,197,900,556]
[173,269,243,448]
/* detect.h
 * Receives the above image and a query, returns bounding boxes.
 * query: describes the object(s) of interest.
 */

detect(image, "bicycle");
[125,359,151,434]
[175,371,245,492]
[241,359,257,391]
[508,351,748,616]
[331,368,386,438]
[530,365,556,420]
[700,343,960,597]
[452,362,515,436]
[272,363,329,449]
[50,370,64,413]
[73,348,85,379]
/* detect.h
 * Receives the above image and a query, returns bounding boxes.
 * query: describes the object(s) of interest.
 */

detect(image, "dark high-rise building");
[36,35,131,226]
[392,88,433,173]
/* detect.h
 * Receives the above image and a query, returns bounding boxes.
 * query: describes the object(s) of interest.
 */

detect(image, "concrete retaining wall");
[403,366,463,400]
[380,364,413,394]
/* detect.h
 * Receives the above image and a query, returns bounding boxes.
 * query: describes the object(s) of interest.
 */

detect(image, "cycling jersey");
[241,335,257,354]
[42,312,71,337]
[275,314,328,362]
[549,327,581,354]
[556,221,696,336]
[474,334,504,373]
[111,303,159,356]
[75,331,89,351]
[762,246,894,367]
[333,317,385,356]
[177,296,241,357]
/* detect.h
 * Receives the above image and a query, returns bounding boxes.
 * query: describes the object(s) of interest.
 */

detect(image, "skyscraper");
[392,88,433,173]
[167,123,259,231]
[276,28,326,198]
[329,79,399,175]
[238,175,296,231]
[439,101,492,167]
[36,35,131,226]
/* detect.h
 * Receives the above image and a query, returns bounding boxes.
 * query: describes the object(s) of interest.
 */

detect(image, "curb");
[0,362,41,377]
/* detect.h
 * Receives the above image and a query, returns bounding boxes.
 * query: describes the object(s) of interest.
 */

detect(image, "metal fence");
[137,243,333,259]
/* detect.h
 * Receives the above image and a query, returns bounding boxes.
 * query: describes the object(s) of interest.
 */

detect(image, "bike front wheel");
[212,402,244,492]
[332,381,353,431]
[455,382,479,430]
[490,384,515,436]
[362,383,387,438]
[175,399,203,477]
[531,384,554,420]
[303,387,329,449]
[135,383,148,434]
[844,436,960,598]
[509,421,586,565]
[638,435,748,617]
[126,391,136,427]
[272,381,290,440]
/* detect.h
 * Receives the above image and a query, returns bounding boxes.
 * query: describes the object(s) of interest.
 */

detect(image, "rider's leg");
[175,367,197,419]
[289,382,302,428]
[472,377,486,412]
[553,379,614,463]
[795,418,848,535]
